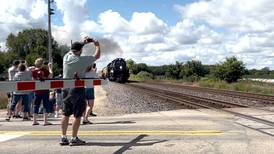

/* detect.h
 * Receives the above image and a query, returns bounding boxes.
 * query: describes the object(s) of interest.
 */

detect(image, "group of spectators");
[4,36,101,146]
[6,58,57,125]
[5,57,97,126]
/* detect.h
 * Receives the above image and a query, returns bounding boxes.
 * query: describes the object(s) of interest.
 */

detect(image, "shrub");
[214,56,245,83]
[136,71,153,80]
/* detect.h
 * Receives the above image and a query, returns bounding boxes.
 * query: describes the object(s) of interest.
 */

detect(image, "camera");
[86,38,94,43]
[92,63,96,68]
[21,60,25,64]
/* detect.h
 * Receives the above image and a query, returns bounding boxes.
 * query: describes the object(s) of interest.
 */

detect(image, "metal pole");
[48,0,53,63]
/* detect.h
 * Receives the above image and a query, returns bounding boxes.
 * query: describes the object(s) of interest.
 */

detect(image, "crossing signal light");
[50,8,54,15]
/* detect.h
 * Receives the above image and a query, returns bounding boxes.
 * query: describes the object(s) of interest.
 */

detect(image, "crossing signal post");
[48,0,54,63]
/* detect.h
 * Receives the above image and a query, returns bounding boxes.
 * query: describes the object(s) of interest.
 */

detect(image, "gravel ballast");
[93,82,185,116]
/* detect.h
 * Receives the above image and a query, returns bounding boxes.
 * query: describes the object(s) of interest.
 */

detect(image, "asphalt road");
[1,109,274,154]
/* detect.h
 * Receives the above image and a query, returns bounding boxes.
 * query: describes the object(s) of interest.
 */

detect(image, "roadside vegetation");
[0,93,8,109]
[127,57,274,95]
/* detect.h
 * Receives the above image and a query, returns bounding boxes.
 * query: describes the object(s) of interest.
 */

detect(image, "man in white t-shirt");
[6,60,21,120]
[60,37,100,146]
[8,60,20,81]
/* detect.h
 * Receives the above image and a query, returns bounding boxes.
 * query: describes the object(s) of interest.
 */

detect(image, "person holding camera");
[60,37,100,146]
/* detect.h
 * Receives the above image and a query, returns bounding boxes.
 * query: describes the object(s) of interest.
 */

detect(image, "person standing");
[54,73,63,118]
[32,58,53,126]
[54,88,63,118]
[60,37,100,146]
[83,63,97,125]
[6,60,22,120]
[8,60,20,81]
[6,63,32,121]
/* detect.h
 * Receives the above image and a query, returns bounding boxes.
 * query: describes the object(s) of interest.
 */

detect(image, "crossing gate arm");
[0,78,108,92]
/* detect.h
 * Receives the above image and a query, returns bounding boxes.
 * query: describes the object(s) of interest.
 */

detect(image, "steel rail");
[145,81,274,104]
[126,83,274,128]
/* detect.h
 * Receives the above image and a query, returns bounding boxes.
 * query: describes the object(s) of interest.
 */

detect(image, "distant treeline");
[126,57,274,83]
[244,67,274,79]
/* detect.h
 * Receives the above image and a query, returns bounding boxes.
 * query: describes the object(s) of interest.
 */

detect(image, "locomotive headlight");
[119,66,123,70]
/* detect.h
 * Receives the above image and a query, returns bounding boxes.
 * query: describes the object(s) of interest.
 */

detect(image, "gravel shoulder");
[93,82,184,116]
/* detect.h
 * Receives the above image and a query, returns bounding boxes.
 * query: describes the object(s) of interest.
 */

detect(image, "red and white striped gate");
[0,79,108,92]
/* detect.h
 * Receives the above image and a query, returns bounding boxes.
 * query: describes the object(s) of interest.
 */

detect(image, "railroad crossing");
[1,105,274,154]
[0,80,274,153]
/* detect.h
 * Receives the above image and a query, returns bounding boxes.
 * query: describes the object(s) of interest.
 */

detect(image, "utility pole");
[48,0,54,63]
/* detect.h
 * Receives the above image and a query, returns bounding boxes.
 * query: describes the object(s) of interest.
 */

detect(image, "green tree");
[126,59,135,74]
[137,71,153,80]
[25,53,40,66]
[5,28,67,76]
[260,67,271,76]
[131,63,149,74]
[214,56,245,83]
[149,66,166,79]
[165,61,183,79]
[182,60,207,78]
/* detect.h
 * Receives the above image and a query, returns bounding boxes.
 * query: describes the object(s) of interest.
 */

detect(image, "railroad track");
[145,81,274,105]
[126,83,274,128]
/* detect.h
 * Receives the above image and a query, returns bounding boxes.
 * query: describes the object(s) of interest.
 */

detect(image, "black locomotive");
[101,58,130,83]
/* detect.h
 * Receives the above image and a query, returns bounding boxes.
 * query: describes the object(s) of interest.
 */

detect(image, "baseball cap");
[13,60,20,66]
[71,41,85,51]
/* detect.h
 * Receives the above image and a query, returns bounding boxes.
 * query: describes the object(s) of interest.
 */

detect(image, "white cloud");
[80,20,100,37]
[0,42,6,51]
[130,12,168,35]
[174,0,274,69]
[128,34,164,45]
[54,0,90,44]
[168,19,198,44]
[1,0,274,69]
[30,0,47,19]
[98,10,131,34]
[176,0,274,33]
[0,0,47,41]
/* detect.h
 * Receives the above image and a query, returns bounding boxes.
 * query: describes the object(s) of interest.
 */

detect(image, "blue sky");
[53,0,196,26]
[1,0,274,69]
[86,0,194,25]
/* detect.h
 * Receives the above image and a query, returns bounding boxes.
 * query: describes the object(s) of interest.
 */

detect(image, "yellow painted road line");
[0,130,223,136]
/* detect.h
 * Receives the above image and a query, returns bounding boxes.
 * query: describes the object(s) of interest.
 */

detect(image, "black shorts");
[62,88,86,118]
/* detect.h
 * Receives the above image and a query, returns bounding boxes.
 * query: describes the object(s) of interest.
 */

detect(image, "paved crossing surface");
[0,109,274,154]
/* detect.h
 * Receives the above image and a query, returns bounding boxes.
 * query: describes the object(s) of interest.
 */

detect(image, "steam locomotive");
[101,58,130,83]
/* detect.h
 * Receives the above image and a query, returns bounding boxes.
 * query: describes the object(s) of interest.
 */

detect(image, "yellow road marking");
[0,130,223,136]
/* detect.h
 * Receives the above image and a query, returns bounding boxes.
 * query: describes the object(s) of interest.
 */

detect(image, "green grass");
[130,76,274,95]
[129,74,154,82]
[198,79,274,95]
[0,92,8,109]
